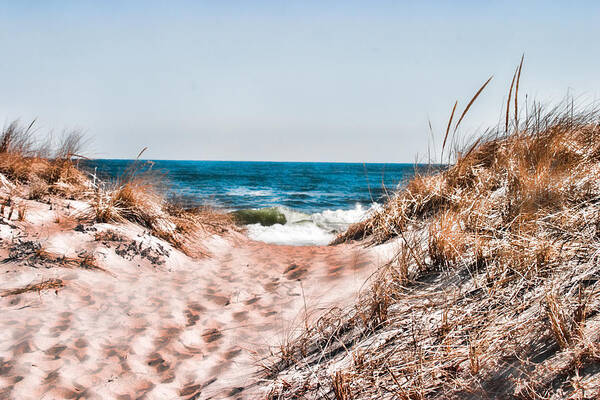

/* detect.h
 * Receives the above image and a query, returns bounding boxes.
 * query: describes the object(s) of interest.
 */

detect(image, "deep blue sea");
[81,160,427,245]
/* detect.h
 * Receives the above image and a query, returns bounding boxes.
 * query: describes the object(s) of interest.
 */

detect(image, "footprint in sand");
[202,328,223,343]
[284,263,307,280]
[179,383,202,398]
[232,310,248,321]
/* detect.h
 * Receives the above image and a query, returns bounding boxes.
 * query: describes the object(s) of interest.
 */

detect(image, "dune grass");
[264,76,600,397]
[0,120,89,199]
[0,120,235,255]
[89,155,235,255]
[1,278,64,297]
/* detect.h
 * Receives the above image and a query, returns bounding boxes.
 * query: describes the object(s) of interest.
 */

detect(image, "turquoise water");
[82,160,429,245]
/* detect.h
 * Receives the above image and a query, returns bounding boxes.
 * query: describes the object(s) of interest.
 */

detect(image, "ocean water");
[81,160,427,245]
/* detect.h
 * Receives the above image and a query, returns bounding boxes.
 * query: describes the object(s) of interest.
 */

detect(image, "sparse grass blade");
[136,146,148,160]
[514,54,524,130]
[453,75,493,135]
[463,136,482,159]
[506,66,518,133]
[442,100,458,159]
[24,118,37,136]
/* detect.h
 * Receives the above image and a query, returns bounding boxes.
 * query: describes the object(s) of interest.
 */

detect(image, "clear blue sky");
[1,1,599,162]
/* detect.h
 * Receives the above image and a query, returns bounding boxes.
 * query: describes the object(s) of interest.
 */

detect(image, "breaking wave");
[242,203,379,246]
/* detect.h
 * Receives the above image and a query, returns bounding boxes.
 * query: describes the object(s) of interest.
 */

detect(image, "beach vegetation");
[0,120,89,199]
[89,154,235,255]
[0,121,235,256]
[265,65,600,398]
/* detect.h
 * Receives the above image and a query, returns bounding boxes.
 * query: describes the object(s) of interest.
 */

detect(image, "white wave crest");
[246,222,335,246]
[246,203,378,246]
[226,187,274,197]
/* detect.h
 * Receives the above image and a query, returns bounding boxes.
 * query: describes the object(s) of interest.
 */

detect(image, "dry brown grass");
[89,158,236,255]
[263,76,600,397]
[0,120,89,199]
[332,371,353,400]
[1,278,64,297]
[91,162,166,227]
[33,248,106,272]
[0,121,235,255]
[16,203,26,221]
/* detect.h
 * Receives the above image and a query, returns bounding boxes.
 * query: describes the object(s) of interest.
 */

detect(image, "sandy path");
[0,206,388,399]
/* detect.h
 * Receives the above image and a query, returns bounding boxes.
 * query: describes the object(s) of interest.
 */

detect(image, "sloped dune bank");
[0,194,394,399]
[258,106,600,399]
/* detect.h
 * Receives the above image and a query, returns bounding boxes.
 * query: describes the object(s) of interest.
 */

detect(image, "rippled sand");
[0,198,391,399]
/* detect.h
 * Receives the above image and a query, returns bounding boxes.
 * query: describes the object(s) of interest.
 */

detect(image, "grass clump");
[0,121,235,256]
[0,120,89,199]
[91,158,166,227]
[264,71,600,398]
[1,278,64,297]
[89,154,235,255]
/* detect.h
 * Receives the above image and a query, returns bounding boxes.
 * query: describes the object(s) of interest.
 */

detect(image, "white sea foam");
[246,222,335,246]
[226,187,274,197]
[246,203,379,246]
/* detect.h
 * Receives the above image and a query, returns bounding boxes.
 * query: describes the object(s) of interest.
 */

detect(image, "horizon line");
[85,157,443,165]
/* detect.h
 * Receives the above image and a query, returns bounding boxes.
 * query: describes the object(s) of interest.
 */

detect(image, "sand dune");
[0,196,390,399]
